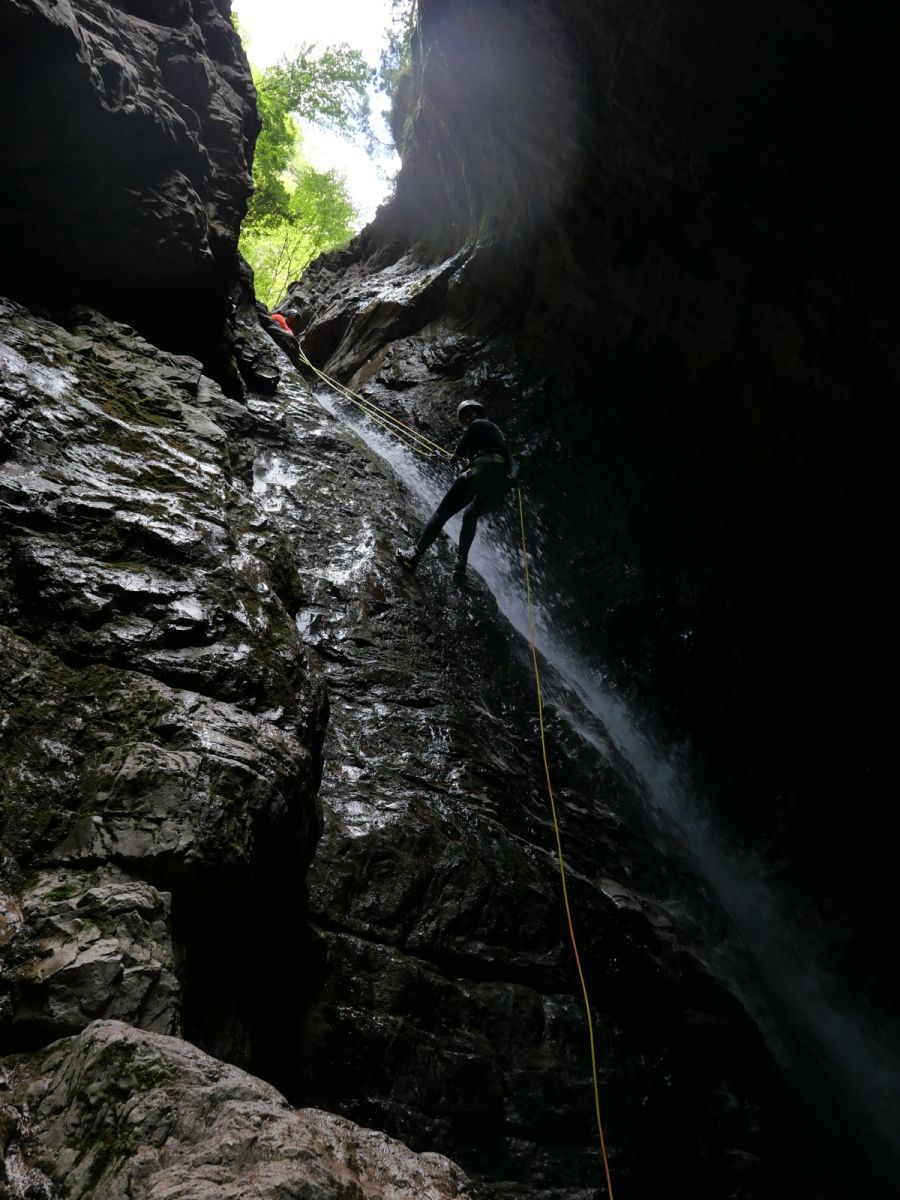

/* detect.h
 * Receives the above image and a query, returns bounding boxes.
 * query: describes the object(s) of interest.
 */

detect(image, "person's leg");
[457,501,481,568]
[455,489,506,577]
[397,476,475,570]
[415,476,474,555]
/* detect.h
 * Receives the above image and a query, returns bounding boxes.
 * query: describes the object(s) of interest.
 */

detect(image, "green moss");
[95,423,148,454]
[86,1129,134,1188]
[87,375,169,429]
[40,884,81,902]
[72,1047,167,1185]
[102,559,151,571]
[94,1040,175,1093]
[0,631,178,886]
[160,436,197,457]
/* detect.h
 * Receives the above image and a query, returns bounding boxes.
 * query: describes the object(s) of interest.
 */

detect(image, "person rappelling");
[269,311,293,334]
[396,399,514,583]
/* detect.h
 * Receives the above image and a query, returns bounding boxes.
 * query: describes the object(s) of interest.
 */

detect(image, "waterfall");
[292,379,900,1190]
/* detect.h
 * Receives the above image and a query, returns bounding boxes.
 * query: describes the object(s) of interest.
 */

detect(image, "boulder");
[2,1020,471,1200]
[6,868,178,1040]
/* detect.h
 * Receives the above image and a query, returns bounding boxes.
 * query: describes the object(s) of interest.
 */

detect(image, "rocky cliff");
[0,292,821,1200]
[288,0,900,1051]
[2,0,898,1198]
[0,287,476,1199]
[0,0,259,379]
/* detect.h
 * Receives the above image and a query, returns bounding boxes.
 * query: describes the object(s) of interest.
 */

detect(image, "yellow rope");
[516,487,616,1199]
[297,344,452,460]
[291,342,614,1186]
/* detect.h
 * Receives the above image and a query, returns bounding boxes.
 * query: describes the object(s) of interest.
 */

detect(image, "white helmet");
[457,400,485,423]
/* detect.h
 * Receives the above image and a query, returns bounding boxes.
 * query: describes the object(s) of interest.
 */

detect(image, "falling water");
[292,380,900,1190]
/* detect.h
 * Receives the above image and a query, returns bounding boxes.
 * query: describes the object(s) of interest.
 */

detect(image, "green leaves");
[378,0,417,149]
[240,46,374,307]
[260,44,375,143]
[241,142,357,309]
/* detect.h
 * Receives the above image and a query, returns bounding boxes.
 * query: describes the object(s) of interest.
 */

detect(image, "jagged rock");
[2,1021,471,1200]
[1,297,328,1067]
[0,297,320,720]
[5,868,178,1041]
[0,0,259,366]
[229,258,286,394]
[242,380,812,1199]
[0,625,320,896]
[290,0,900,1015]
[290,247,471,375]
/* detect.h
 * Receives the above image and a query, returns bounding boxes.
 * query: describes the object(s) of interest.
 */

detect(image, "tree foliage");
[260,44,375,144]
[378,0,417,149]
[241,137,356,309]
[240,46,374,307]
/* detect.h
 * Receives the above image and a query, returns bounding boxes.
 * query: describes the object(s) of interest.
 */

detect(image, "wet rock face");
[0,295,327,1069]
[291,0,900,995]
[2,0,896,1193]
[0,293,482,1200]
[0,0,258,365]
[2,1021,472,1199]
[242,376,818,1200]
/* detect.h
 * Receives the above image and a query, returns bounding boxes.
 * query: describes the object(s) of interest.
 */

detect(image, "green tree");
[240,46,374,306]
[378,0,417,149]
[260,44,375,143]
[241,136,357,309]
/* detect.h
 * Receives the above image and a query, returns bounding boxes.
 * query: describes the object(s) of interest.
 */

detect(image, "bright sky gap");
[233,0,401,225]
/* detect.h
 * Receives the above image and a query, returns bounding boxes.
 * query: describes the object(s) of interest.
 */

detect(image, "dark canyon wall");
[2,0,898,1197]
[289,0,900,1001]
[0,0,259,374]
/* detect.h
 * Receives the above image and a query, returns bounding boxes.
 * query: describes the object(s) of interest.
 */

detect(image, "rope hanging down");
[297,345,451,461]
[516,487,616,1199]
[294,345,615,1192]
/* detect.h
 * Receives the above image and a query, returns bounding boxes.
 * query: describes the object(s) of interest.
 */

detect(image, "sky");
[232,0,401,226]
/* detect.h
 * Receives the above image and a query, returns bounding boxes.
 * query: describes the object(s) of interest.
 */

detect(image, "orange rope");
[287,346,616,1186]
[516,487,616,1199]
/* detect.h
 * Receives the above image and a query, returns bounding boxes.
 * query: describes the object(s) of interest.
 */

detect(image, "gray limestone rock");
[3,1021,471,1200]
[0,624,319,894]
[1,297,327,1067]
[0,298,323,728]
[6,868,178,1040]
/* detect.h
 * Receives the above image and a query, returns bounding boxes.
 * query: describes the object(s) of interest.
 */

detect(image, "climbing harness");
[296,345,452,461]
[294,343,615,1193]
[517,487,615,1199]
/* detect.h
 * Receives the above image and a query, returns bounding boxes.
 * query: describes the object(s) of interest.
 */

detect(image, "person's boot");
[396,547,420,572]
[452,556,467,584]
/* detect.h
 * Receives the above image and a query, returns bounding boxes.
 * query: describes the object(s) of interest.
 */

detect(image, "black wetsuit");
[415,418,512,566]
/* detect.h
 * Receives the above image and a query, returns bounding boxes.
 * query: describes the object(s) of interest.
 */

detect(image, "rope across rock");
[297,344,616,1196]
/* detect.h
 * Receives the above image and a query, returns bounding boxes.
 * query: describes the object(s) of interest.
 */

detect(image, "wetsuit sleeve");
[452,426,476,461]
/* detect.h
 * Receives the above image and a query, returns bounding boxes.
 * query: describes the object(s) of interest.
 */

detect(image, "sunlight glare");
[233,0,402,224]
